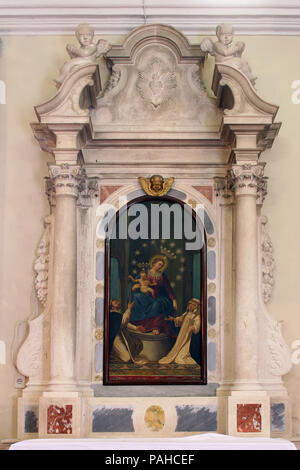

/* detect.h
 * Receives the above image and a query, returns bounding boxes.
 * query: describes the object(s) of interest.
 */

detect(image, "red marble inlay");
[47,405,73,435]
[100,186,122,203]
[192,186,213,204]
[237,404,262,433]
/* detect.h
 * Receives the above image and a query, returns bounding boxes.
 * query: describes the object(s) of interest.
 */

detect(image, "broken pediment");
[91,25,222,139]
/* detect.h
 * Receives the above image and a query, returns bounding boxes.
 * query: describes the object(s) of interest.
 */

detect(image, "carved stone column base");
[229,380,263,392]
[45,380,79,393]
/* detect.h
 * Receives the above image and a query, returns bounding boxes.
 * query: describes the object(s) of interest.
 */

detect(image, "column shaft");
[231,163,265,390]
[48,164,81,388]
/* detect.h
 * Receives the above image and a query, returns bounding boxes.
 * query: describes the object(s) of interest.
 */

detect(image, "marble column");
[230,163,266,391]
[47,163,82,390]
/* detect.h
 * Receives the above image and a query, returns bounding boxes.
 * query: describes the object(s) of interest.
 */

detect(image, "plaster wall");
[0,33,300,440]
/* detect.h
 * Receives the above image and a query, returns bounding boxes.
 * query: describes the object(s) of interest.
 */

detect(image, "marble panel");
[208,296,216,325]
[95,342,103,373]
[24,405,38,433]
[47,405,72,435]
[207,251,216,280]
[207,342,217,372]
[96,252,104,281]
[237,404,262,433]
[271,403,286,432]
[95,297,104,326]
[92,407,134,432]
[175,404,217,432]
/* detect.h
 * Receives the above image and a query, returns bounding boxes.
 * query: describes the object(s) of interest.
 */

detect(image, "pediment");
[91,24,223,139]
[32,23,281,159]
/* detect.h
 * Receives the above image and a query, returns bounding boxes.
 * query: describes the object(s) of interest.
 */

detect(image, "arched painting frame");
[103,195,207,385]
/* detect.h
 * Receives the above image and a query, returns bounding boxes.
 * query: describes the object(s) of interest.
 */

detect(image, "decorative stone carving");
[45,177,56,209]
[34,216,51,305]
[266,317,292,377]
[16,215,53,382]
[138,175,174,196]
[214,177,233,201]
[48,164,82,198]
[92,25,221,136]
[230,164,266,198]
[77,172,99,208]
[137,58,177,109]
[201,23,256,86]
[257,214,292,380]
[106,67,121,93]
[261,216,275,303]
[55,23,111,88]
[16,304,50,381]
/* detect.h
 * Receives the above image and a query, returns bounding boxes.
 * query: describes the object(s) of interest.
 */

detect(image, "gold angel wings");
[138,175,175,197]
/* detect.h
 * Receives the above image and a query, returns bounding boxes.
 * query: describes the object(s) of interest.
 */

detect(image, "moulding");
[1,2,300,36]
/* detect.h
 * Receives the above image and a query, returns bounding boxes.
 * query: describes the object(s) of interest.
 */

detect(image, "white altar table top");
[10,433,296,450]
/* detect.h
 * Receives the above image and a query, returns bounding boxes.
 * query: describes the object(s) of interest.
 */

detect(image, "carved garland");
[34,216,51,306]
[261,215,275,303]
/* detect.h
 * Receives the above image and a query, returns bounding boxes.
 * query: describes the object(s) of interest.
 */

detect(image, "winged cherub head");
[150,175,164,193]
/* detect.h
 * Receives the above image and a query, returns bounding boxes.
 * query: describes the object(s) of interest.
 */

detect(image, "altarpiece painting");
[104,196,207,385]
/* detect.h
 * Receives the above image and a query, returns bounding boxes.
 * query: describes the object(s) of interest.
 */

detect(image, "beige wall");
[0,33,300,440]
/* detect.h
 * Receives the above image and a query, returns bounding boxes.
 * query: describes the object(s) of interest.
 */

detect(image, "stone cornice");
[1,2,300,36]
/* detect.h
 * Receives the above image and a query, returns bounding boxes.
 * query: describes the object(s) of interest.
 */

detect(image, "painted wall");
[0,33,300,440]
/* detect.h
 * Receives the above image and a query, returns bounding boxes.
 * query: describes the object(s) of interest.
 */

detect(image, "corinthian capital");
[48,164,82,198]
[77,171,99,208]
[229,163,267,201]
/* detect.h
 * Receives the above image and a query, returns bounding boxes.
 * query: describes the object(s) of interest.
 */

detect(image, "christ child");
[128,270,156,297]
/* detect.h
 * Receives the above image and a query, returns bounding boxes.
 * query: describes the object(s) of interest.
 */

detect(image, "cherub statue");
[128,270,156,297]
[55,23,112,87]
[200,23,257,86]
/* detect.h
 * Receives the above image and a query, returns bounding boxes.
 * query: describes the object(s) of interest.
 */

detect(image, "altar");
[14,23,292,441]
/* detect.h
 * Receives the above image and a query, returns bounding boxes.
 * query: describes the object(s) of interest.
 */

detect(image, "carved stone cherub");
[55,23,112,87]
[200,23,257,86]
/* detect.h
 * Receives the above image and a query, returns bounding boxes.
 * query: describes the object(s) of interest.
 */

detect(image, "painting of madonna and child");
[103,198,207,385]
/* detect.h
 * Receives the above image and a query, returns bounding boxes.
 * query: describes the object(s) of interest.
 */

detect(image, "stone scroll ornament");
[55,23,111,87]
[261,215,275,304]
[34,216,51,306]
[138,175,174,196]
[200,23,257,86]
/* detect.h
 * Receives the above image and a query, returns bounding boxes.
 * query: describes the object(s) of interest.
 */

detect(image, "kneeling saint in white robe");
[158,298,201,365]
